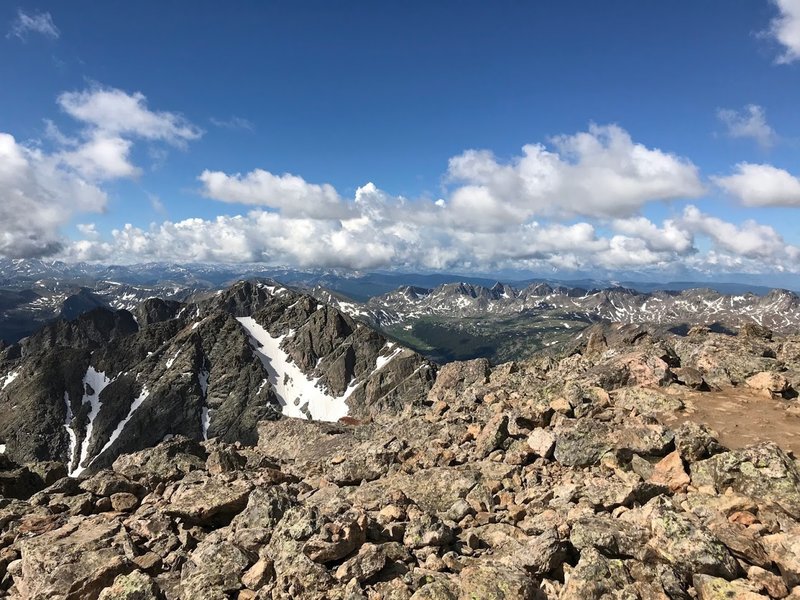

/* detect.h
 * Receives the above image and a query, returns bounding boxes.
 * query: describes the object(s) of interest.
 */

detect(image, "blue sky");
[1,1,800,280]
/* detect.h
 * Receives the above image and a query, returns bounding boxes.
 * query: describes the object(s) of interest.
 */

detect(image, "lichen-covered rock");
[15,516,134,600]
[690,443,800,519]
[98,570,159,600]
[673,422,724,463]
[180,534,251,597]
[334,543,386,583]
[457,562,539,600]
[692,574,768,599]
[164,475,252,525]
[474,413,509,458]
[646,503,739,580]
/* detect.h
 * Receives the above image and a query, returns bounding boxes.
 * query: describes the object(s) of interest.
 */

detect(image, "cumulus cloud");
[717,105,777,149]
[713,163,800,206]
[59,134,138,180]
[63,122,800,274]
[768,0,800,64]
[0,133,106,257]
[7,9,59,40]
[445,124,704,225]
[199,169,351,219]
[63,197,800,275]
[681,205,800,263]
[48,86,203,181]
[4,114,794,275]
[0,85,203,258]
[57,87,202,146]
[612,216,695,254]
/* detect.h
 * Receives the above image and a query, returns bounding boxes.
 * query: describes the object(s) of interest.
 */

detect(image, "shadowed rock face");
[0,280,435,473]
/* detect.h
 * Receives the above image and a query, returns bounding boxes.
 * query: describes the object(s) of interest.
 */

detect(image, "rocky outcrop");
[0,280,435,472]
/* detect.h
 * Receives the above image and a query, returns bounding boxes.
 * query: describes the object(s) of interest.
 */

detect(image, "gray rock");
[690,442,800,519]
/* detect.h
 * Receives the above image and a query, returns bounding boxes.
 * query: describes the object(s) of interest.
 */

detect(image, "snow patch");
[166,348,181,369]
[201,408,211,441]
[71,367,114,477]
[237,316,349,422]
[199,369,211,440]
[1,369,20,390]
[63,391,77,470]
[0,445,5,454]
[90,386,150,468]
[375,343,403,372]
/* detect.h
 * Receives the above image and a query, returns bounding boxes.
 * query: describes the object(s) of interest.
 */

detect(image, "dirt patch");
[662,387,800,456]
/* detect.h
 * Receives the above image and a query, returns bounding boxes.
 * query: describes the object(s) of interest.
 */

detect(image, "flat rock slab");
[17,516,134,600]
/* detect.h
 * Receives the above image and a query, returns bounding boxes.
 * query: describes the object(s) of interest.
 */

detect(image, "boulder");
[690,443,800,519]
[16,516,134,600]
[457,562,539,599]
[746,371,790,397]
[164,476,252,525]
[98,570,159,600]
[648,451,690,493]
[692,574,768,599]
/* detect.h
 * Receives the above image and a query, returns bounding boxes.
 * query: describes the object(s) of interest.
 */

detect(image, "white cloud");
[445,124,704,225]
[2,113,793,275]
[769,0,800,64]
[75,123,796,274]
[681,205,800,263]
[57,87,202,146]
[612,216,695,254]
[199,169,351,219]
[7,9,59,40]
[717,105,776,149]
[149,194,167,215]
[59,133,138,180]
[0,85,204,258]
[76,223,100,240]
[48,86,203,181]
[63,199,800,275]
[210,116,255,131]
[713,163,800,206]
[0,133,106,258]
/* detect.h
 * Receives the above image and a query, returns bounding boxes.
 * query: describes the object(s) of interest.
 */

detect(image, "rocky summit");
[1,289,800,598]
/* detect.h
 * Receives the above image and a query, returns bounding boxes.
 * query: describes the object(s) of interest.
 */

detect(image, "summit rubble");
[0,307,798,598]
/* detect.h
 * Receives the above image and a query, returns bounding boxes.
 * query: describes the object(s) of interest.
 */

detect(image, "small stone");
[747,565,788,598]
[550,397,572,415]
[242,557,275,590]
[98,570,159,600]
[648,451,690,493]
[465,531,480,550]
[334,543,386,583]
[110,492,139,512]
[693,574,768,599]
[527,428,556,459]
[132,552,162,574]
[474,413,509,458]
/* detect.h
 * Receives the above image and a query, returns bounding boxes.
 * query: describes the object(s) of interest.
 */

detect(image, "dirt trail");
[662,387,800,456]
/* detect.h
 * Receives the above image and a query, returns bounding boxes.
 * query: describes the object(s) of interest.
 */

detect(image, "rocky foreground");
[1,323,800,598]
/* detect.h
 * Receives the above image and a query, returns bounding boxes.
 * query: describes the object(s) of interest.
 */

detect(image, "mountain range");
[318,282,800,363]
